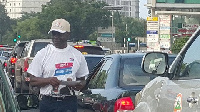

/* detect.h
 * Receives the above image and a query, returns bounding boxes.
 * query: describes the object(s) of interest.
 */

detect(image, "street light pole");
[102,6,123,53]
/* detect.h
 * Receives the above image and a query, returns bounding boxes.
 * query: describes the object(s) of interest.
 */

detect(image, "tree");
[0,4,13,42]
[115,16,146,46]
[171,37,189,54]
[37,0,110,41]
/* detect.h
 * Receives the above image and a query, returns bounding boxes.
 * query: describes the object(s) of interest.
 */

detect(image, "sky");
[139,0,148,19]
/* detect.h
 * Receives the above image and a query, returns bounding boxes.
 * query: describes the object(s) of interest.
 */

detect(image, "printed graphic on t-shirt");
[54,63,73,76]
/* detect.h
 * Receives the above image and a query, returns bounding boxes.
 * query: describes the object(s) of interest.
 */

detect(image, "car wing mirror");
[16,94,39,110]
[142,52,168,75]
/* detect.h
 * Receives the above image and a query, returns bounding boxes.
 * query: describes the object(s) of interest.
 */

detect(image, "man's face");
[51,31,70,48]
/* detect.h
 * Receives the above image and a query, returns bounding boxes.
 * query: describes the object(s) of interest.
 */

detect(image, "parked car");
[78,53,176,112]
[0,61,39,112]
[134,27,200,112]
[15,39,52,93]
[4,41,29,87]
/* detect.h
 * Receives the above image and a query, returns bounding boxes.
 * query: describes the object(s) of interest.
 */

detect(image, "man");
[27,18,89,112]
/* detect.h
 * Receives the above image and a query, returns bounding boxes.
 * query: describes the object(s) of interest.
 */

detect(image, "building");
[83,0,139,18]
[145,0,200,52]
[0,0,50,19]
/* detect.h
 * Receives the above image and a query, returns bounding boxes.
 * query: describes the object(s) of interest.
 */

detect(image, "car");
[133,27,200,112]
[84,54,105,73]
[78,53,176,112]
[15,39,52,93]
[68,42,105,55]
[0,61,39,112]
[4,41,29,87]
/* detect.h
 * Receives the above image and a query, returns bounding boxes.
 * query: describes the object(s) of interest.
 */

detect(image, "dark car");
[134,27,200,112]
[78,53,176,112]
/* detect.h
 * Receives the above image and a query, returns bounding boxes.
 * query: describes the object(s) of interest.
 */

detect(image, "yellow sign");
[147,17,158,21]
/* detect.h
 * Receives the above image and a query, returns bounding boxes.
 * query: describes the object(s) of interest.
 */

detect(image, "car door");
[80,57,113,111]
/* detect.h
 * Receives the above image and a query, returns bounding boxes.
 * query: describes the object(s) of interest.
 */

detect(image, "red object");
[24,58,29,72]
[11,68,15,74]
[74,45,84,48]
[10,57,17,64]
[114,97,135,112]
[4,62,7,67]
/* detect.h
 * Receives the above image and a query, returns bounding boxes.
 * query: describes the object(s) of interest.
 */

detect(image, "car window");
[21,42,31,58]
[74,46,104,55]
[85,56,103,73]
[178,35,200,79]
[89,58,112,89]
[15,42,27,57]
[30,42,50,57]
[120,57,156,86]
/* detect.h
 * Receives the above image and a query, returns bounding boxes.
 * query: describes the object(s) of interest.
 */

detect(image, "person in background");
[27,18,89,112]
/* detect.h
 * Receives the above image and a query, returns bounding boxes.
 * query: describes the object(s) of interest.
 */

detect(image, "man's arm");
[73,76,86,90]
[30,74,60,88]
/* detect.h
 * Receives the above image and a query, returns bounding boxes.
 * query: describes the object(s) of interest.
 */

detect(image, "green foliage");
[2,0,146,46]
[37,0,110,41]
[115,16,146,45]
[0,4,13,41]
[171,37,189,54]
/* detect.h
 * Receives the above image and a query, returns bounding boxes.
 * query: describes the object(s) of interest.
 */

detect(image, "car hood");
[134,76,200,112]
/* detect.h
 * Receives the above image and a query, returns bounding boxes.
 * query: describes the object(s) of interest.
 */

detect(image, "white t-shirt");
[27,44,89,95]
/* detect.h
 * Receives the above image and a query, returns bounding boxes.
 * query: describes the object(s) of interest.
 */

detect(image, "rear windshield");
[15,42,27,56]
[74,46,104,55]
[30,42,50,57]
[120,57,156,87]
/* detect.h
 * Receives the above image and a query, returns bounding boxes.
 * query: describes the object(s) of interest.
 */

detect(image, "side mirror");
[142,52,168,75]
[16,94,39,110]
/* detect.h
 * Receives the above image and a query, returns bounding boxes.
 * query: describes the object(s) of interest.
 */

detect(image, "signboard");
[147,21,159,30]
[147,17,158,21]
[98,27,115,42]
[147,17,159,51]
[147,42,160,51]
[159,15,171,49]
[97,37,114,42]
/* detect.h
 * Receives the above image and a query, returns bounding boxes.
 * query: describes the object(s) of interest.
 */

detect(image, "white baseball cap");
[48,19,70,34]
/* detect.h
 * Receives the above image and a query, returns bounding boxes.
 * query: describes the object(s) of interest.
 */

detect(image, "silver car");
[134,27,200,112]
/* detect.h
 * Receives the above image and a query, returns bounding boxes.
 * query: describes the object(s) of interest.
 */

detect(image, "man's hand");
[48,77,60,87]
[74,80,86,90]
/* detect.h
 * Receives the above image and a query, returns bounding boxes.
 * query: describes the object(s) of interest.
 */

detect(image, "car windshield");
[177,35,200,79]
[30,42,50,57]
[85,56,103,73]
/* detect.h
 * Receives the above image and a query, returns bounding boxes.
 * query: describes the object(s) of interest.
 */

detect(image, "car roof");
[31,39,52,42]
[84,54,105,57]
[105,53,146,58]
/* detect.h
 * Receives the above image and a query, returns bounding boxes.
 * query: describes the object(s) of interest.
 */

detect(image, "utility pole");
[0,34,2,42]
[126,24,129,53]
